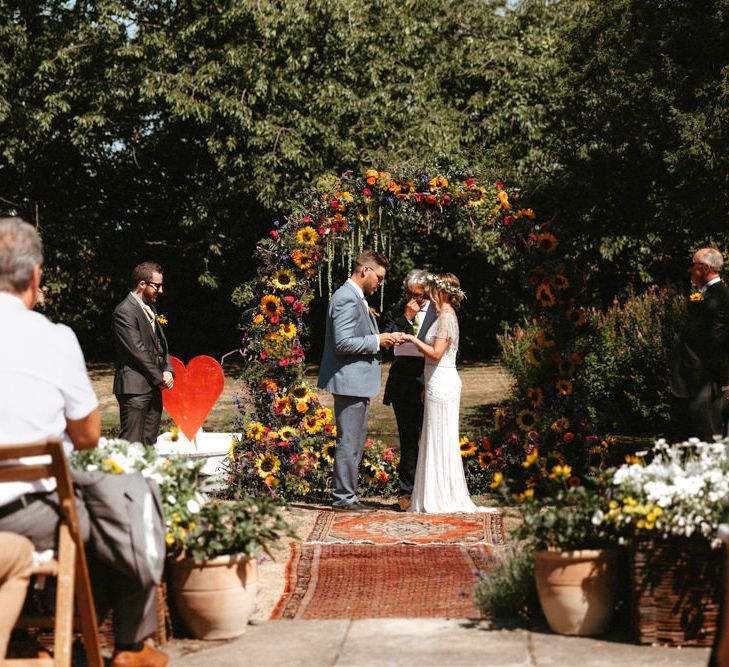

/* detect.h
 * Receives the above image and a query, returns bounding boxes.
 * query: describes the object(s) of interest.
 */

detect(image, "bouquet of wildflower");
[359,438,399,497]
[599,439,729,548]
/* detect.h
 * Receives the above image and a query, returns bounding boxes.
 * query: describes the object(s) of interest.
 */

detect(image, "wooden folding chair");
[0,440,103,667]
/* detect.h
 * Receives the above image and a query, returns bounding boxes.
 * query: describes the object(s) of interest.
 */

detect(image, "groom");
[318,250,402,511]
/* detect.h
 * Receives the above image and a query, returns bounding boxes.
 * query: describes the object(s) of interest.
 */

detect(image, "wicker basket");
[630,536,722,646]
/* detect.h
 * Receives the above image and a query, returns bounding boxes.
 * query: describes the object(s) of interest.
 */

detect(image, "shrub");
[472,548,540,624]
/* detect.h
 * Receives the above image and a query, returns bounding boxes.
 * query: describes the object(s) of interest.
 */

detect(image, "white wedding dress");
[408,310,492,513]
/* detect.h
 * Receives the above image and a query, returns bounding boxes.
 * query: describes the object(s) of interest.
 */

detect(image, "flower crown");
[426,273,466,300]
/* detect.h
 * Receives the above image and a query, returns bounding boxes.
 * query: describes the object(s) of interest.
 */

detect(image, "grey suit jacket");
[317,281,381,398]
[112,293,173,395]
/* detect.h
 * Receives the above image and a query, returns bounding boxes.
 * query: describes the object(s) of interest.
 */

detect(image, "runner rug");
[270,511,508,620]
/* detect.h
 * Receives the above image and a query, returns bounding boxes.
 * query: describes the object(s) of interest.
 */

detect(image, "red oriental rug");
[270,511,508,620]
[306,510,506,546]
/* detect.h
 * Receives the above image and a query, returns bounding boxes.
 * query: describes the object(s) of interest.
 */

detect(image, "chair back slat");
[0,464,54,483]
[0,442,56,459]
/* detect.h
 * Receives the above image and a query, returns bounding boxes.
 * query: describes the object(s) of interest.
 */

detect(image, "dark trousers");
[117,389,163,447]
[391,394,423,495]
[670,389,726,443]
[0,492,157,645]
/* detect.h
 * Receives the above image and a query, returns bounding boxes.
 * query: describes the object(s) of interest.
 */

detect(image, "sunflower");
[278,322,297,339]
[516,409,537,431]
[552,274,570,291]
[272,268,296,290]
[428,176,448,190]
[478,451,494,469]
[255,452,281,478]
[516,208,536,219]
[296,225,319,246]
[290,249,313,269]
[321,440,336,464]
[489,471,504,490]
[527,386,544,408]
[260,294,283,317]
[245,421,266,441]
[289,384,311,401]
[526,342,545,365]
[274,396,292,415]
[535,328,555,348]
[303,415,324,434]
[278,426,298,442]
[587,445,606,468]
[494,407,507,430]
[535,283,556,307]
[549,464,572,481]
[555,379,574,396]
[459,437,477,457]
[535,232,558,253]
[566,307,586,326]
[315,407,333,423]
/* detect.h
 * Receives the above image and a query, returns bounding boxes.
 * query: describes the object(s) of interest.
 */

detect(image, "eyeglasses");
[145,280,163,291]
[689,261,707,268]
[366,266,386,284]
[407,291,427,300]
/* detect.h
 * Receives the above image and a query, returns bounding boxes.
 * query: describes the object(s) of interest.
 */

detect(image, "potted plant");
[500,464,621,636]
[599,439,729,646]
[72,439,294,640]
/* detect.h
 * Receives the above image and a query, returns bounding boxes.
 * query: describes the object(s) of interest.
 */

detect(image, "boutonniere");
[689,291,703,302]
[370,307,380,318]
[157,314,169,325]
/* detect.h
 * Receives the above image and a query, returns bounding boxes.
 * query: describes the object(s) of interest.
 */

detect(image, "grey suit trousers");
[332,395,371,507]
[0,492,157,645]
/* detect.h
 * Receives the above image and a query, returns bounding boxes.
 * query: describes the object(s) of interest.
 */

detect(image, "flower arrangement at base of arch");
[226,166,522,502]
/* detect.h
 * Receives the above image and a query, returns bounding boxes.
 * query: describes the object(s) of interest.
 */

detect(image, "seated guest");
[0,218,168,667]
[0,532,34,660]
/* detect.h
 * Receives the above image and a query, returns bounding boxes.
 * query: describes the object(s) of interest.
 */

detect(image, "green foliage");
[472,548,541,624]
[167,497,295,563]
[578,288,685,437]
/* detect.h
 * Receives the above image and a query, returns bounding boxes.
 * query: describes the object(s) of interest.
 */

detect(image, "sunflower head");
[278,426,298,442]
[536,232,558,253]
[459,437,477,457]
[260,294,283,316]
[555,379,574,396]
[516,409,537,431]
[272,269,296,290]
[255,452,282,478]
[296,226,319,247]
[322,440,336,464]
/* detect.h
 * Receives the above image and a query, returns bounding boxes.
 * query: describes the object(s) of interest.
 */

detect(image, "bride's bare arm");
[403,333,449,361]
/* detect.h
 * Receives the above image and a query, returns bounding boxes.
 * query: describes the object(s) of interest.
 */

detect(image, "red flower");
[269,315,279,324]
[279,357,290,366]
[504,216,514,226]
[363,188,372,196]
[260,351,267,359]
[303,216,312,223]
[318,227,326,235]
[466,178,475,187]
[496,181,503,190]
[270,230,278,239]
[331,200,339,209]
[284,295,295,303]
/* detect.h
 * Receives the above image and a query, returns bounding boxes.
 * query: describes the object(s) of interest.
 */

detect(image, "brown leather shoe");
[398,496,411,511]
[111,642,169,667]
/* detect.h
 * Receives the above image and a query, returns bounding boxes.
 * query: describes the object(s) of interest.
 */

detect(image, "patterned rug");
[270,543,494,620]
[270,510,508,620]
[306,510,506,546]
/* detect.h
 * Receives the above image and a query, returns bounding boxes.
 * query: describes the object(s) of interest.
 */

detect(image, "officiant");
[382,269,437,512]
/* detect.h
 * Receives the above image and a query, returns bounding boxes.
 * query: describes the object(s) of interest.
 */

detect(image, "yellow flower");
[260,294,283,317]
[527,386,543,408]
[567,307,586,326]
[624,454,644,465]
[263,474,280,488]
[551,417,570,433]
[535,328,555,347]
[515,208,535,219]
[296,226,319,246]
[535,283,556,307]
[228,438,237,462]
[279,426,298,442]
[521,448,539,468]
[489,471,503,489]
[290,384,311,401]
[255,452,281,478]
[262,377,278,394]
[102,458,124,474]
[165,533,175,547]
[272,268,296,290]
[552,274,570,291]
[535,232,558,253]
[555,379,574,396]
[516,409,537,432]
[279,322,297,339]
[156,314,168,325]
[245,422,266,440]
[497,190,510,209]
[478,451,493,469]
[428,176,448,189]
[494,407,507,430]
[322,440,336,464]
[253,313,265,324]
[303,415,324,434]
[459,437,477,457]
[526,342,545,365]
[549,464,572,480]
[291,249,313,269]
[690,291,702,302]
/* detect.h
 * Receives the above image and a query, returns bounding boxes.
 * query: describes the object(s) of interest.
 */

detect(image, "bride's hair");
[427,272,465,309]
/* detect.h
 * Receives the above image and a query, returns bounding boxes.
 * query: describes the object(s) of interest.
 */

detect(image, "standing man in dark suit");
[112,262,174,447]
[382,269,437,511]
[670,247,729,441]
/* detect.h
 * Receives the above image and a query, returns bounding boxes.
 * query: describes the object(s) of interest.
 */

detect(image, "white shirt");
[0,292,99,505]
[701,276,722,294]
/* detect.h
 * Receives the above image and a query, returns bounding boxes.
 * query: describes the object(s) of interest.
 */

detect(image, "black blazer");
[112,294,173,395]
[381,301,438,405]
[670,280,729,398]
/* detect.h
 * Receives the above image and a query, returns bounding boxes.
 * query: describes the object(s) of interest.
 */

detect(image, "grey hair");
[403,269,428,292]
[0,217,43,294]
[699,248,724,272]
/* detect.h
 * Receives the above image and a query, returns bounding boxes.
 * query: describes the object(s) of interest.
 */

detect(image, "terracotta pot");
[169,553,260,639]
[534,548,621,636]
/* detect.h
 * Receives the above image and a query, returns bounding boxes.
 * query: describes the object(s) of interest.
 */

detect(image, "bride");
[401,272,491,513]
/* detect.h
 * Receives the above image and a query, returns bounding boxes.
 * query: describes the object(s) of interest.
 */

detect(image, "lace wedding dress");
[408,310,491,513]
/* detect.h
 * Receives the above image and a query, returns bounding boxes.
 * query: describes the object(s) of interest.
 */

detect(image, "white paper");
[393,341,424,357]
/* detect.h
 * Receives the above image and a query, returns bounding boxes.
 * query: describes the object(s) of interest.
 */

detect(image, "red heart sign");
[162,355,225,442]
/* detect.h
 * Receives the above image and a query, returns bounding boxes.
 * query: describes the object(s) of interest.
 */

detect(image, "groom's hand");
[379,332,402,348]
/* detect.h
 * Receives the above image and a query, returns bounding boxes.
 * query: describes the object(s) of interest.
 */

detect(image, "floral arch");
[224,167,610,502]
